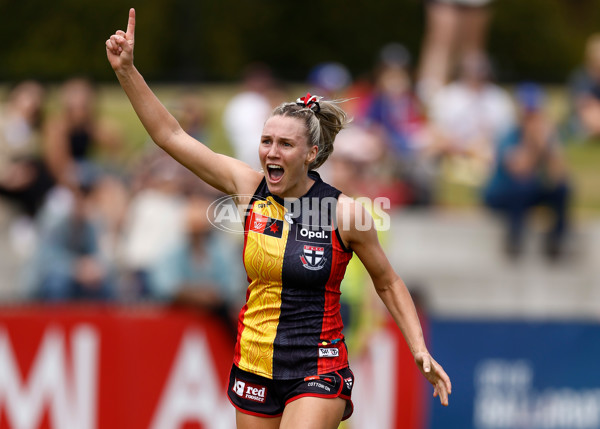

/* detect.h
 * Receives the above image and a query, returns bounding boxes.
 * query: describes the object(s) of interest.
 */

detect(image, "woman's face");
[259,115,317,198]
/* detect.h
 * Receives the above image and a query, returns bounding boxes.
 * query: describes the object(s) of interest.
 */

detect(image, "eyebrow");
[261,134,295,144]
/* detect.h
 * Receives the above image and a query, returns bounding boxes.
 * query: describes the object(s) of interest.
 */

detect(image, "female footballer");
[106,9,451,429]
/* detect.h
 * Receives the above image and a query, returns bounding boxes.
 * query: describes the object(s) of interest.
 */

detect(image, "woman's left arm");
[337,196,452,406]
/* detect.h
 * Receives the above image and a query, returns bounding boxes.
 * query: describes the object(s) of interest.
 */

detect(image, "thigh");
[280,397,346,429]
[236,411,281,429]
[280,367,354,428]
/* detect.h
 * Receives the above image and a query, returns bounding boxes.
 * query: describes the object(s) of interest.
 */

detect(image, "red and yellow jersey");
[234,172,353,379]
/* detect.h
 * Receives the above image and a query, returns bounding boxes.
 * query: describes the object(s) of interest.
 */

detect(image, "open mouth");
[267,164,284,183]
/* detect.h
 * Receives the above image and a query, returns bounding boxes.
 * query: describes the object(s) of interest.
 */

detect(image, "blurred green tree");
[0,0,598,83]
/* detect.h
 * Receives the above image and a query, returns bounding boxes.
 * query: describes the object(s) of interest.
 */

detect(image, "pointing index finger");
[126,8,135,40]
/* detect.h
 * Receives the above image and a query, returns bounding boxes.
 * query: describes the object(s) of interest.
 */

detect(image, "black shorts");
[227,364,355,420]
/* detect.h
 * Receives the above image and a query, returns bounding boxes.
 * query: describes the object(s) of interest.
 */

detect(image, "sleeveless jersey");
[233,171,353,379]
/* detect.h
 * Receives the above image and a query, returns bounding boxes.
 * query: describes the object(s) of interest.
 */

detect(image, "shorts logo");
[300,245,326,271]
[318,347,339,358]
[234,379,246,397]
[307,381,331,392]
[344,377,353,390]
[233,378,267,403]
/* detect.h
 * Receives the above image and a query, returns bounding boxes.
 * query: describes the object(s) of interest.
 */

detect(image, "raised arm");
[337,196,452,406]
[105,8,261,196]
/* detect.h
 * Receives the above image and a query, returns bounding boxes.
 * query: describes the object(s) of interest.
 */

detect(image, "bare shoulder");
[336,193,376,248]
[336,194,376,225]
[336,193,357,214]
[336,194,359,223]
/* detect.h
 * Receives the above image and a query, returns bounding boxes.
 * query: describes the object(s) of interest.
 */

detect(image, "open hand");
[105,8,136,72]
[415,351,452,406]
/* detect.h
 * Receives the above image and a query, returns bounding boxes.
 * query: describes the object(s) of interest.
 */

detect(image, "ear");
[306,145,318,165]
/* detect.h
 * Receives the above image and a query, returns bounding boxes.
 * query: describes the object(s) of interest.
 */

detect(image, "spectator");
[117,154,188,299]
[416,0,495,106]
[307,61,353,100]
[482,83,571,260]
[566,33,600,140]
[147,192,244,337]
[26,169,118,301]
[362,44,437,206]
[43,78,124,197]
[428,52,516,186]
[364,44,425,156]
[0,81,54,216]
[0,81,54,256]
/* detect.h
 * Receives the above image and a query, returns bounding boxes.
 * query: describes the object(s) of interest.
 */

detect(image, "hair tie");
[296,92,322,113]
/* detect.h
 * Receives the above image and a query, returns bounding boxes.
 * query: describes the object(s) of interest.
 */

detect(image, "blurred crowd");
[0,77,245,336]
[1,4,599,330]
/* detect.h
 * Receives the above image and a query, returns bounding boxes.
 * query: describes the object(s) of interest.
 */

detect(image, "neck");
[273,172,316,200]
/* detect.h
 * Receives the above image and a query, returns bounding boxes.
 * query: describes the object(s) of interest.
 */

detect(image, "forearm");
[347,200,452,405]
[105,11,264,197]
[375,276,428,358]
[114,66,181,148]
[113,65,230,191]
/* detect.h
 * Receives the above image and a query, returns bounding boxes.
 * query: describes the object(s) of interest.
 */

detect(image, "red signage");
[0,305,426,429]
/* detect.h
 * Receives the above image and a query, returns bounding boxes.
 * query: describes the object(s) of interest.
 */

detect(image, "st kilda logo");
[300,245,326,271]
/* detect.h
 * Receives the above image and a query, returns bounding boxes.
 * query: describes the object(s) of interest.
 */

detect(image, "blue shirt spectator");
[482,84,570,259]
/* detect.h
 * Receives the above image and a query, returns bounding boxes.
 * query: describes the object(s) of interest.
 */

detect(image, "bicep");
[351,227,396,289]
[339,199,395,288]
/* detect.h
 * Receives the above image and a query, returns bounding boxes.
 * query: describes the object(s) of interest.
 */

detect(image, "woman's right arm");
[105,8,261,196]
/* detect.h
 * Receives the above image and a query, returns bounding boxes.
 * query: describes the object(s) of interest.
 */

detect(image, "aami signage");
[0,305,425,429]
